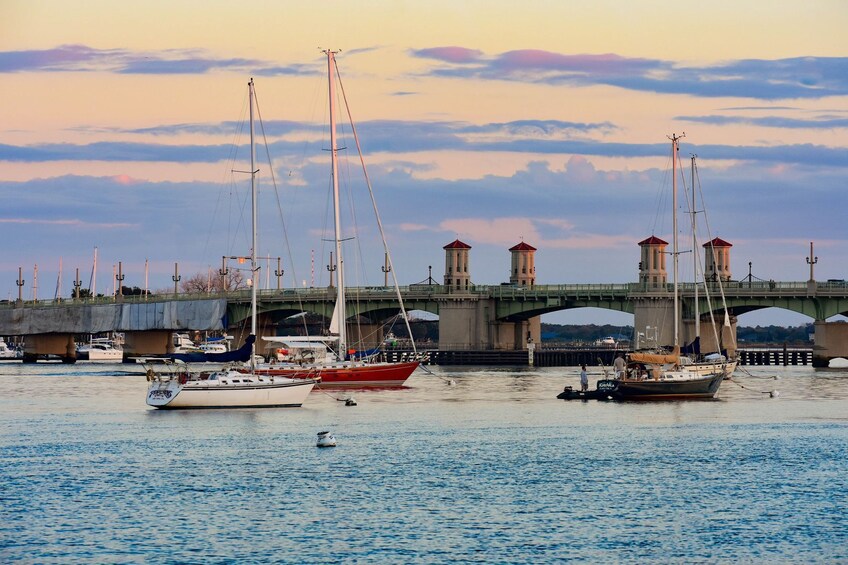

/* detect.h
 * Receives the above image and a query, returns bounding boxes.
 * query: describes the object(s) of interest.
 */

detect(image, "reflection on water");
[1,362,846,562]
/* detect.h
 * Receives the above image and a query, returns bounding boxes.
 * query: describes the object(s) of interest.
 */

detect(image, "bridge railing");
[2,279,844,310]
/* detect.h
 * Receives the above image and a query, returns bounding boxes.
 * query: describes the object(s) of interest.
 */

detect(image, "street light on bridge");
[806,241,818,282]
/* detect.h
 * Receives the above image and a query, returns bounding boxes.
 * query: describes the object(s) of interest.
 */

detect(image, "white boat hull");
[146,376,315,409]
[83,349,123,361]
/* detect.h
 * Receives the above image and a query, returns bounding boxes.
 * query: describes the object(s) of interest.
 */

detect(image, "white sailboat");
[680,154,738,377]
[250,49,421,387]
[146,78,316,409]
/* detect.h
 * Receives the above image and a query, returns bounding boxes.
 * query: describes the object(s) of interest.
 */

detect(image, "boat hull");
[250,360,420,388]
[146,378,315,409]
[78,350,123,362]
[687,360,737,378]
[606,372,724,400]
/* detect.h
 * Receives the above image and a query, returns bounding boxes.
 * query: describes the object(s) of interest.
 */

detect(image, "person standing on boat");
[614,355,626,379]
[580,364,588,392]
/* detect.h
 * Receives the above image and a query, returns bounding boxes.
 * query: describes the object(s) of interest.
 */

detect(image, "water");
[1,362,847,563]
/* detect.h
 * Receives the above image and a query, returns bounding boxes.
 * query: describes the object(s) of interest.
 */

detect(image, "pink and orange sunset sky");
[2,0,846,326]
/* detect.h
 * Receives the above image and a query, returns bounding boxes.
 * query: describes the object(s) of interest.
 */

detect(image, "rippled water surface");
[1,362,847,563]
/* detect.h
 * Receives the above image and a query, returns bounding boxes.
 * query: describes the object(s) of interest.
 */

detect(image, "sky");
[1,0,846,327]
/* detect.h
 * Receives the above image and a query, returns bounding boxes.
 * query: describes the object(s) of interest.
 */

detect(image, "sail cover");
[629,345,681,365]
[170,334,255,363]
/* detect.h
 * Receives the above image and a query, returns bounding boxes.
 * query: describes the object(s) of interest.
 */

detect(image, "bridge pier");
[23,333,76,363]
[438,295,539,350]
[123,330,173,360]
[812,321,848,367]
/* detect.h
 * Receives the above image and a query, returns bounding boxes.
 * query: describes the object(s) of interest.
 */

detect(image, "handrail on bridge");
[2,279,845,309]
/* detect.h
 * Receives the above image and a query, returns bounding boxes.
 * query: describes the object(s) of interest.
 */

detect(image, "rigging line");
[650,149,674,238]
[688,158,721,351]
[329,64,368,349]
[334,56,418,354]
[694,159,736,348]
[683,155,721,351]
[201,91,249,267]
[253,86,310,331]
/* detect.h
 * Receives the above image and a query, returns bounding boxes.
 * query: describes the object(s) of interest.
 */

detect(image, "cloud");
[3,121,847,168]
[411,47,848,100]
[678,114,848,129]
[0,217,135,229]
[0,44,321,76]
[410,47,484,64]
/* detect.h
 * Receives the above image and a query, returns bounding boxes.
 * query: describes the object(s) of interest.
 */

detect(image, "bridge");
[2,279,847,366]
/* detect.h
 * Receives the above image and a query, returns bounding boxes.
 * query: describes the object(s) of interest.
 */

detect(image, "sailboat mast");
[249,78,258,364]
[670,133,683,347]
[327,49,347,356]
[91,246,98,297]
[691,155,700,343]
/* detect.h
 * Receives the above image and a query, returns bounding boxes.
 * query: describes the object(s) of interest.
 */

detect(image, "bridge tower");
[509,242,536,288]
[638,236,668,288]
[443,239,471,291]
[704,237,732,282]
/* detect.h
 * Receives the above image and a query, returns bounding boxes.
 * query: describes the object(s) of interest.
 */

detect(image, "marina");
[1,3,846,563]
[1,362,846,562]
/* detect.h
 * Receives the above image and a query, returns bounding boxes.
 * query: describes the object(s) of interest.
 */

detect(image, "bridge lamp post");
[172,263,181,295]
[327,252,336,288]
[115,261,125,301]
[275,257,284,291]
[16,267,24,305]
[73,268,82,301]
[806,241,818,282]
[381,252,391,287]
[218,256,229,294]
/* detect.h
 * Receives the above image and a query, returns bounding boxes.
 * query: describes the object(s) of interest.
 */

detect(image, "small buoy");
[316,431,336,447]
[344,397,357,406]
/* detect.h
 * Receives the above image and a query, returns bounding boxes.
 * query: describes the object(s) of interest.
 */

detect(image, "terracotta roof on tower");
[509,242,536,251]
[703,237,732,248]
[443,239,471,250]
[638,235,668,246]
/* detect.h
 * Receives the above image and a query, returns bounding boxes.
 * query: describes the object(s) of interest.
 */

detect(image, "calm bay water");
[1,361,846,563]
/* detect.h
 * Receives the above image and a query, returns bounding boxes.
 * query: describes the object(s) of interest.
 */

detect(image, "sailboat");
[248,49,421,388]
[146,78,316,409]
[679,154,738,378]
[603,134,729,400]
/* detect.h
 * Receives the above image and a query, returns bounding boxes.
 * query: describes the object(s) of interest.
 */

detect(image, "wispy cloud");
[678,114,848,129]
[410,48,848,100]
[0,217,135,228]
[411,47,484,64]
[3,121,847,168]
[0,44,321,76]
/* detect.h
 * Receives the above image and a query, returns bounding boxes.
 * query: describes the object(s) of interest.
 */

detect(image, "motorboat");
[0,338,21,360]
[76,337,123,361]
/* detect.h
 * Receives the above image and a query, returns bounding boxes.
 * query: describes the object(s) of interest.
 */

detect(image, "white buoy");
[316,431,336,447]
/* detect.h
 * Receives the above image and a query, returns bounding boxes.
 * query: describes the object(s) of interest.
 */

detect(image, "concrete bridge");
[2,279,847,366]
